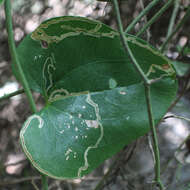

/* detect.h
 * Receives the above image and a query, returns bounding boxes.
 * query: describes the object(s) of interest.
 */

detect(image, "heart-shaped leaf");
[16,16,177,179]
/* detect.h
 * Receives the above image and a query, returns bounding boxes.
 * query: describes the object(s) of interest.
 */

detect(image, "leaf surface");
[16,16,177,179]
[14,16,175,100]
[21,80,176,179]
[171,61,190,77]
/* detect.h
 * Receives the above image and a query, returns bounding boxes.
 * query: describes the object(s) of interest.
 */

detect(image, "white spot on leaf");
[74,152,77,159]
[85,120,99,128]
[119,91,126,95]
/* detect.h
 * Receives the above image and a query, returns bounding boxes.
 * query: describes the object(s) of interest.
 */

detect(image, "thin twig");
[164,114,190,122]
[113,142,137,177]
[94,159,117,190]
[166,163,182,189]
[176,134,190,154]
[32,179,40,190]
[139,0,151,42]
[148,134,155,166]
[0,89,24,101]
[0,176,41,186]
[160,5,190,52]
[4,159,27,167]
[166,0,180,39]
[136,0,174,37]
[125,0,160,33]
[94,143,136,190]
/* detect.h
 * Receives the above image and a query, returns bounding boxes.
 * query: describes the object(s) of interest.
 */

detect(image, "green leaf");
[20,80,177,179]
[16,16,177,179]
[171,61,190,77]
[14,16,175,100]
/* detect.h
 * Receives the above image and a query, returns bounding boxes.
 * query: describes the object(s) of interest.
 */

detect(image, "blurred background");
[0,0,190,189]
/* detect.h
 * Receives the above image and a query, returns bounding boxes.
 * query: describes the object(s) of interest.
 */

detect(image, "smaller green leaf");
[171,61,190,77]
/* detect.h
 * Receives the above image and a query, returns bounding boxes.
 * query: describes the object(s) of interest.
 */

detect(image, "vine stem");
[166,0,180,39]
[4,0,37,113]
[160,5,190,52]
[41,175,48,190]
[112,0,164,189]
[4,0,48,189]
[0,89,24,101]
[136,0,174,37]
[125,0,160,33]
[160,0,180,52]
[139,0,151,42]
[144,85,164,190]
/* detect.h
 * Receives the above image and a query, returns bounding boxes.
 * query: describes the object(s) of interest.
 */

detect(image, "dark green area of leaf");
[16,16,177,179]
[14,16,175,100]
